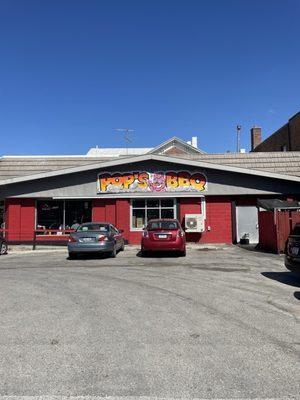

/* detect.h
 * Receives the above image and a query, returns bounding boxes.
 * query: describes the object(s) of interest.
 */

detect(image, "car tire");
[68,252,77,260]
[0,242,8,255]
[180,249,186,257]
[110,246,117,258]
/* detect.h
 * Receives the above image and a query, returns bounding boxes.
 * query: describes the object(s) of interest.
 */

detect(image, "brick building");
[251,111,300,152]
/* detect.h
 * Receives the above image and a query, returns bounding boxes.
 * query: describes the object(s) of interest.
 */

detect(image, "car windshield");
[77,223,109,232]
[147,221,179,230]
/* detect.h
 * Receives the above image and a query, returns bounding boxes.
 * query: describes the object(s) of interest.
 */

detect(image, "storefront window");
[65,201,91,228]
[131,198,176,230]
[132,208,146,229]
[147,199,159,208]
[36,200,92,231]
[161,208,174,218]
[36,201,63,229]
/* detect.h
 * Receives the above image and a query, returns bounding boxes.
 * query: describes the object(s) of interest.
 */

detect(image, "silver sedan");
[67,222,125,259]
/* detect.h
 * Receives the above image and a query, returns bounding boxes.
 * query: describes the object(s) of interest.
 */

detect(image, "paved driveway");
[0,246,299,398]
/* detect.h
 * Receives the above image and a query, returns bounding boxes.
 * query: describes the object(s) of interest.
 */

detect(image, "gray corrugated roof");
[190,152,300,176]
[0,157,117,180]
[1,151,300,182]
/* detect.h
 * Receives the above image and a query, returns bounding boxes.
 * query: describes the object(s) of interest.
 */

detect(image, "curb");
[7,243,232,254]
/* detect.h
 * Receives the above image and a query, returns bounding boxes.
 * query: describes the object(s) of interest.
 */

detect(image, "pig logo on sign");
[147,173,166,192]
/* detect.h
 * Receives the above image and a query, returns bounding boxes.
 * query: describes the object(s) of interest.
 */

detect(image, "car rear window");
[77,224,109,232]
[147,221,179,230]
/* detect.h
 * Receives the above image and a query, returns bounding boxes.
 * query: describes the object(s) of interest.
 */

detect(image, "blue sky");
[1,0,299,155]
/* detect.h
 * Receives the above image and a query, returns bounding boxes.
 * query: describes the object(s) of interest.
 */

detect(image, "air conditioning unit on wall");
[185,214,205,233]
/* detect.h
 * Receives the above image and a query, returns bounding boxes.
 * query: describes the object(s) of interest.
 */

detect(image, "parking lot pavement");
[0,246,299,398]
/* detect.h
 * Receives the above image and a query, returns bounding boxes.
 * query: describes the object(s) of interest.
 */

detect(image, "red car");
[141,219,186,256]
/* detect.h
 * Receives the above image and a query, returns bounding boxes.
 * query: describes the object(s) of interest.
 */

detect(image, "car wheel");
[68,252,77,260]
[180,249,186,257]
[110,246,117,258]
[0,242,8,255]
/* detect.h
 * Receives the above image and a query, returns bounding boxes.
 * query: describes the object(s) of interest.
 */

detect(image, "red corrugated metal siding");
[258,211,277,252]
[92,199,117,225]
[5,199,21,241]
[277,211,300,253]
[92,199,106,221]
[20,199,35,241]
[291,211,300,229]
[105,200,116,226]
[5,198,35,242]
[258,210,300,253]
[116,199,131,244]
[276,212,290,253]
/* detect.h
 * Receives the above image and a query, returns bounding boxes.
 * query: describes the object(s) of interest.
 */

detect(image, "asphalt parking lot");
[0,245,299,398]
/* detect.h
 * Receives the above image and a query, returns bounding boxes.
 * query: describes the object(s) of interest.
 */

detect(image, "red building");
[1,137,300,245]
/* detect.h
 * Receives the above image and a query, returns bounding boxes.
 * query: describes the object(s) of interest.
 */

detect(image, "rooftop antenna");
[115,128,134,155]
[236,125,242,153]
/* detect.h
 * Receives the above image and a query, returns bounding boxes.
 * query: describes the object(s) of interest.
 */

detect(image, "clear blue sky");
[1,0,299,155]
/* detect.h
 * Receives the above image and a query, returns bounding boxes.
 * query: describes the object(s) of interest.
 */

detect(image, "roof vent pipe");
[191,136,198,148]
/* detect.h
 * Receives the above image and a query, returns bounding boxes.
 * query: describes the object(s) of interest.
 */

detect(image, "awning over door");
[257,198,300,211]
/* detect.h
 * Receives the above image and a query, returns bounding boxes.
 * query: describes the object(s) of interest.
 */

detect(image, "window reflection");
[36,200,92,233]
[131,199,176,229]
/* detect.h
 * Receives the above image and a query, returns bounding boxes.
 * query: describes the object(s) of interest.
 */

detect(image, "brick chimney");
[251,126,262,151]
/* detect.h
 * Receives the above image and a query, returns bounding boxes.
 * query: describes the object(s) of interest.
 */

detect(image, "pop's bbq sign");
[97,171,207,194]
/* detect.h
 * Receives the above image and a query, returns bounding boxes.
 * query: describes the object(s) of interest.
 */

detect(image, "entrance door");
[236,206,258,243]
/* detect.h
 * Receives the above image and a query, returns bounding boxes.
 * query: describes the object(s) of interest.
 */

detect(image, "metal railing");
[1,228,78,250]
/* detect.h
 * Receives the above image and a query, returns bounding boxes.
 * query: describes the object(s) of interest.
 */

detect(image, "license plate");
[291,246,299,256]
[81,237,94,242]
[158,234,168,239]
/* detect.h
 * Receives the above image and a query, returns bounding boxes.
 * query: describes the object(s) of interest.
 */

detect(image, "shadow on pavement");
[237,244,277,255]
[261,271,300,288]
[294,292,300,300]
[67,253,112,260]
[136,250,184,258]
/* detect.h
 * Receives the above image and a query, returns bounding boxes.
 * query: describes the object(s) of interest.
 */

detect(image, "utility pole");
[236,125,242,153]
[115,128,134,155]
